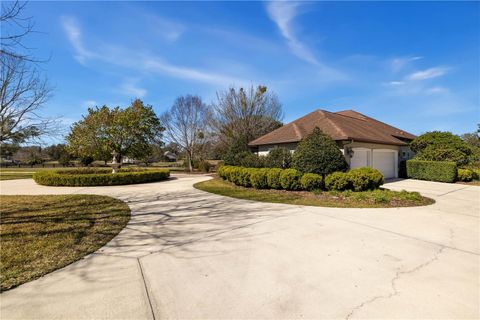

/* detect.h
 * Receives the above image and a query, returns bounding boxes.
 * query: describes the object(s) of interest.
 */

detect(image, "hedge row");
[457,168,479,182]
[406,160,457,183]
[33,168,170,186]
[218,166,384,192]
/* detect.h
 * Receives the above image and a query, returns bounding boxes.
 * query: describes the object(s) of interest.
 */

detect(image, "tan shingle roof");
[248,109,416,146]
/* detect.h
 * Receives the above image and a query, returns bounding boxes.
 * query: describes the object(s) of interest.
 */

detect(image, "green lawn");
[0,195,130,291]
[194,178,434,208]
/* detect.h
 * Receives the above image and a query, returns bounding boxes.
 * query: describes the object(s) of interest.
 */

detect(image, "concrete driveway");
[0,175,478,319]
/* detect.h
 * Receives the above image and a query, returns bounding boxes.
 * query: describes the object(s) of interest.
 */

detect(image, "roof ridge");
[324,113,347,137]
[292,123,302,139]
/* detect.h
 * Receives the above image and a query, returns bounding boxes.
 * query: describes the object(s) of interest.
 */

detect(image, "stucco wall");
[257,143,298,156]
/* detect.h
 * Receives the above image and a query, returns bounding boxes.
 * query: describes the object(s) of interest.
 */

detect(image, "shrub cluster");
[33,168,170,186]
[324,167,384,191]
[218,165,383,192]
[457,168,475,182]
[406,160,457,183]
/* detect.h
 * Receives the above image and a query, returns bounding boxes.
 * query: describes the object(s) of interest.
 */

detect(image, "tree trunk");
[187,153,193,172]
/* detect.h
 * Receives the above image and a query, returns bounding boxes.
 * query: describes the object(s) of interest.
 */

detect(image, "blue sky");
[20,1,480,139]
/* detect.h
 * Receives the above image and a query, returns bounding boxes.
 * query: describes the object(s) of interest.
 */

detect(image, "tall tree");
[211,85,283,157]
[1,1,36,63]
[161,95,211,172]
[0,1,54,147]
[67,99,163,172]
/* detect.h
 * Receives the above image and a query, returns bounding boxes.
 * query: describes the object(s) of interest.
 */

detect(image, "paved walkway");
[0,176,479,319]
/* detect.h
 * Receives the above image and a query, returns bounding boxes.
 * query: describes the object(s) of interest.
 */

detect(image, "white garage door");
[350,149,369,169]
[373,151,396,179]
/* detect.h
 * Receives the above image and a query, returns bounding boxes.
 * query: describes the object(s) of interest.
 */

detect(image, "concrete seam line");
[437,186,471,197]
[311,212,479,256]
[137,258,156,320]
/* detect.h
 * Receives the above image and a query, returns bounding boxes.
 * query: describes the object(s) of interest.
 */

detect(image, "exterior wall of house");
[257,143,298,156]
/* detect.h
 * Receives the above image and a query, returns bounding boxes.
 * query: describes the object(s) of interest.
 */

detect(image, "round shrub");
[33,168,170,186]
[228,166,243,185]
[265,147,292,168]
[198,160,212,173]
[325,172,351,191]
[266,168,283,189]
[347,167,384,191]
[250,168,269,189]
[292,127,348,175]
[235,151,265,168]
[238,168,253,187]
[280,168,302,190]
[457,168,474,182]
[300,173,323,191]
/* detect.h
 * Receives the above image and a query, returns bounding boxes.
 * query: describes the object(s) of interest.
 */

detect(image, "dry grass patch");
[0,195,130,291]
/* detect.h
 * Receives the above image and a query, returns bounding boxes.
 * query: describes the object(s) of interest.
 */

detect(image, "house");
[164,151,177,162]
[248,109,416,179]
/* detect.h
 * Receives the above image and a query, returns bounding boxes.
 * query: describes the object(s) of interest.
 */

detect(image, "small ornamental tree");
[410,131,472,166]
[292,127,348,176]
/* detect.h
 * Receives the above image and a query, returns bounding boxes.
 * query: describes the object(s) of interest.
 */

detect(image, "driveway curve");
[0,175,478,319]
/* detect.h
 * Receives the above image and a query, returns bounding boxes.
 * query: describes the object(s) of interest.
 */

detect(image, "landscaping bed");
[0,195,131,291]
[194,178,434,208]
[33,168,170,186]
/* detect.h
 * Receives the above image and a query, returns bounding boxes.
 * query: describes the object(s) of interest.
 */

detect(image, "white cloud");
[426,86,449,95]
[407,67,449,81]
[145,14,185,41]
[60,16,247,86]
[60,16,95,64]
[82,100,98,108]
[120,80,147,98]
[265,2,346,80]
[266,2,318,65]
[390,56,422,72]
[142,56,244,85]
[385,81,405,86]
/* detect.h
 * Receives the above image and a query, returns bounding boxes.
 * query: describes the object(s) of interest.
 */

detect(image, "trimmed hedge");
[300,173,323,191]
[325,172,351,191]
[457,169,474,182]
[324,168,383,191]
[33,168,170,186]
[406,160,457,183]
[218,165,383,192]
[266,168,283,189]
[348,167,384,191]
[280,169,302,190]
[250,168,269,189]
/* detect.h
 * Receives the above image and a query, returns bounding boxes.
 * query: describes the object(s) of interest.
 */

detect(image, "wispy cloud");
[425,86,449,95]
[407,67,449,81]
[266,2,318,65]
[60,16,95,64]
[60,16,247,86]
[265,2,345,80]
[142,13,185,41]
[82,100,98,109]
[390,56,422,72]
[120,79,147,98]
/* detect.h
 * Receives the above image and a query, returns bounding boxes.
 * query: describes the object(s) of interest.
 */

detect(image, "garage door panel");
[350,149,369,169]
[373,151,396,179]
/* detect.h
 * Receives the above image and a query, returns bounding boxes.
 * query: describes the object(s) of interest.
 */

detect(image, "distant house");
[248,109,416,179]
[164,151,177,162]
